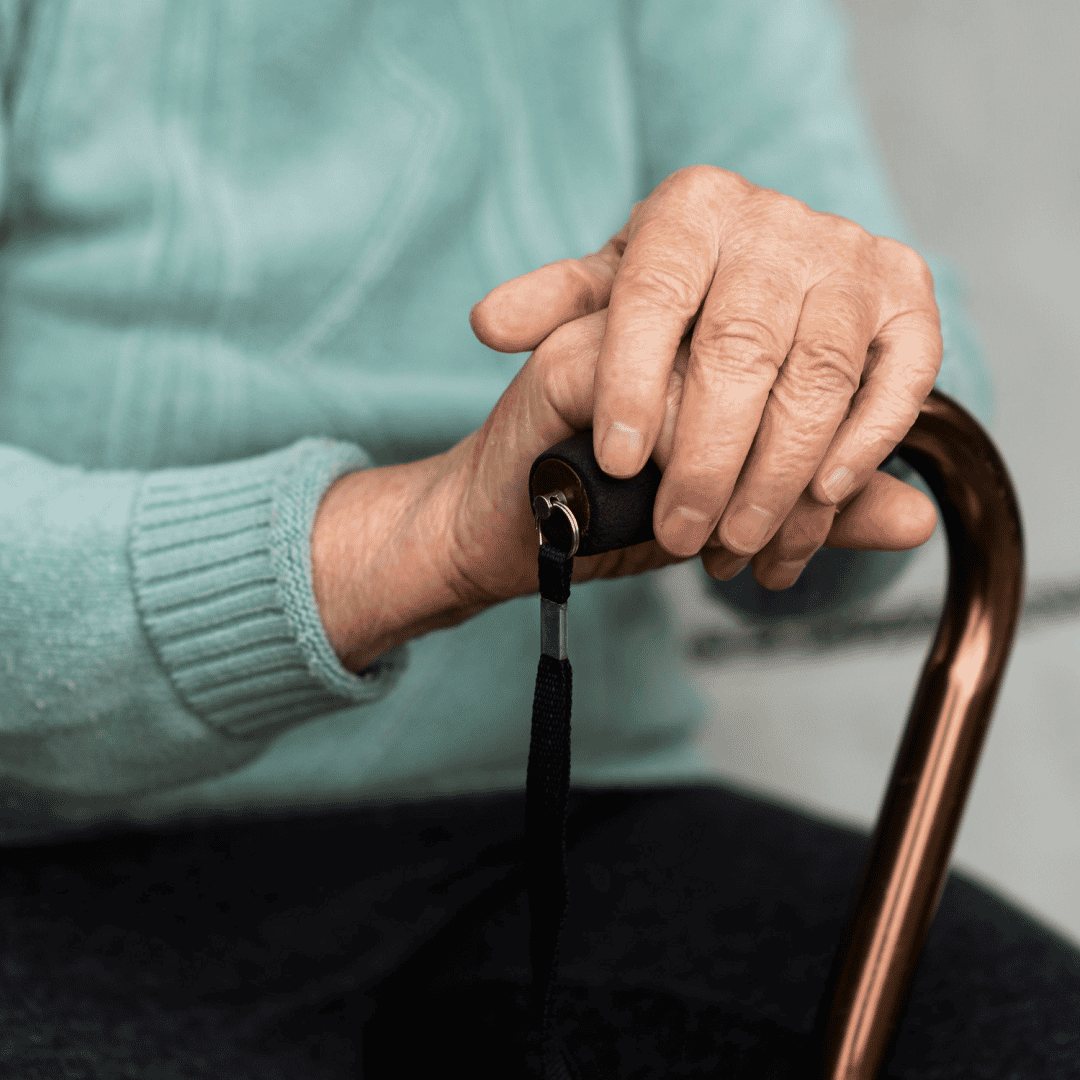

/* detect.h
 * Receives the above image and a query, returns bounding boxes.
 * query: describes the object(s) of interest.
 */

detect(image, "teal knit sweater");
[0,0,991,841]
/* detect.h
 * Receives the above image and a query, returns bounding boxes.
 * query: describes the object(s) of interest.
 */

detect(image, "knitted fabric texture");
[130,439,406,739]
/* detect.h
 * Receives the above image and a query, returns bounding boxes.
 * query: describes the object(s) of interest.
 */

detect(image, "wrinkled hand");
[314,309,687,672]
[315,290,936,673]
[470,165,940,589]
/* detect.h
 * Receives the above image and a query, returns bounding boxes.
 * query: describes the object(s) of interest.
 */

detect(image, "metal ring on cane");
[532,491,580,557]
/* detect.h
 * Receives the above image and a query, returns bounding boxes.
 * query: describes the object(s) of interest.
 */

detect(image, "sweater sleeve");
[627,0,994,619]
[0,437,407,808]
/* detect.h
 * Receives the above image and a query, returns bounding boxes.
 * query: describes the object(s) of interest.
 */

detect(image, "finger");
[526,312,690,466]
[650,250,806,558]
[823,470,937,550]
[470,228,629,354]
[485,305,687,472]
[592,175,726,478]
[809,270,942,507]
[700,470,937,589]
[704,274,877,561]
[702,489,836,585]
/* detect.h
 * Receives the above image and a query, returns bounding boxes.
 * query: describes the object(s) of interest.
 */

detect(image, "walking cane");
[526,388,1025,1079]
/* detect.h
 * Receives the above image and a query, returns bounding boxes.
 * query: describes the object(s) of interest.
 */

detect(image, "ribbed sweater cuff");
[129,438,407,737]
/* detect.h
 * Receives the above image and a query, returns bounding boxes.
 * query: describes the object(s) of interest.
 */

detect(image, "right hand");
[314,308,934,672]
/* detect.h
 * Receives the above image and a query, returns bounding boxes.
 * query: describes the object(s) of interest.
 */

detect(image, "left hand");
[470,165,940,590]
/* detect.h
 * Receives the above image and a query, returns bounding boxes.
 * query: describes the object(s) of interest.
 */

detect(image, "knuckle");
[832,214,872,249]
[877,236,934,290]
[615,260,702,316]
[669,163,725,194]
[691,316,786,378]
[804,211,875,265]
[662,165,750,217]
[759,187,814,227]
[786,338,862,396]
[761,399,832,460]
[765,192,838,232]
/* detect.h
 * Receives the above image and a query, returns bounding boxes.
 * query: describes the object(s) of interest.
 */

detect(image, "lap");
[1,785,1077,1079]
[370,786,1080,1077]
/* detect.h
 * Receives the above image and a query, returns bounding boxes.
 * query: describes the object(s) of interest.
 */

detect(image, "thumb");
[470,228,627,354]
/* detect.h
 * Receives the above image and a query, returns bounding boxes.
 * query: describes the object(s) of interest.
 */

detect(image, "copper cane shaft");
[821,389,1025,1079]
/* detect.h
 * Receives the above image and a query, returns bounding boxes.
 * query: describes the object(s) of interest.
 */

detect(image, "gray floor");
[667,0,1080,946]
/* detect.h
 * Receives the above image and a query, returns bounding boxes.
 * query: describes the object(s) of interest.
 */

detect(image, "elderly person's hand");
[314,304,934,673]
[470,165,940,590]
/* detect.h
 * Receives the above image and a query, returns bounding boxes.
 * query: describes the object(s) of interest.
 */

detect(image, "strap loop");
[526,542,576,1079]
[537,542,573,602]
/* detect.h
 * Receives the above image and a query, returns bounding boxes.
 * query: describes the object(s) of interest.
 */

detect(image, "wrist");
[311,455,478,673]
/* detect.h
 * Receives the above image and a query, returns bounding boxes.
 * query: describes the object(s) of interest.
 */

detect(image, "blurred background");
[663,0,1080,944]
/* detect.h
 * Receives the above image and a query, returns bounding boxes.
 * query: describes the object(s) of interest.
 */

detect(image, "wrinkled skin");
[470,165,942,590]
[314,166,939,672]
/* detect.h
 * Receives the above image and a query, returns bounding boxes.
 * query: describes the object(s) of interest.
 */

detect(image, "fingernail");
[659,505,712,556]
[721,505,774,554]
[822,466,854,504]
[598,422,643,476]
[715,556,750,581]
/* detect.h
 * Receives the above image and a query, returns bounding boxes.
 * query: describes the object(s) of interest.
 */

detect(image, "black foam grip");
[530,430,662,557]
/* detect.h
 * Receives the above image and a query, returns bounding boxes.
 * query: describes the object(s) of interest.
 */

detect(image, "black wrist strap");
[525,542,575,1080]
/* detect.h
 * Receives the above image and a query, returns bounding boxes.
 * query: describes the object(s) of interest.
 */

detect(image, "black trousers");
[1,785,1078,1079]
